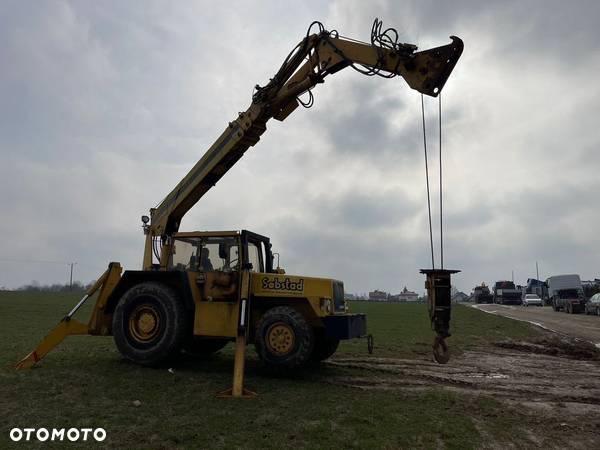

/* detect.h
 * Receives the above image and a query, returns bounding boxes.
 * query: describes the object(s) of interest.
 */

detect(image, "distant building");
[397,286,419,302]
[344,293,357,301]
[452,291,469,302]
[369,290,389,302]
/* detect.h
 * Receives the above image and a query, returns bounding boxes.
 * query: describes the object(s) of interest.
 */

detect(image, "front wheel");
[113,282,187,367]
[254,306,314,373]
[311,331,340,362]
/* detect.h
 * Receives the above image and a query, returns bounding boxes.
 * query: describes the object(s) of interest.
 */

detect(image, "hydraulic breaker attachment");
[15,262,122,370]
[421,268,460,364]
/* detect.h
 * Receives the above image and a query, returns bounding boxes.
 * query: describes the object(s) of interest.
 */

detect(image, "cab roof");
[174,231,240,238]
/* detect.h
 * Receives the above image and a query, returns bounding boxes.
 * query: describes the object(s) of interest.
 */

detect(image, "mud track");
[327,336,600,415]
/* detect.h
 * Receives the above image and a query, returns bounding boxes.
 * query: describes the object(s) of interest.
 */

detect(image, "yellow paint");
[252,273,334,318]
[15,319,90,370]
[189,271,239,337]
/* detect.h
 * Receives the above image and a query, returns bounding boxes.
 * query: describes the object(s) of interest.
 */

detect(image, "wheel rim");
[265,322,295,356]
[129,304,161,343]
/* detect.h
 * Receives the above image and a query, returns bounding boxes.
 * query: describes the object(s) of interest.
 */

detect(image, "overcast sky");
[1,0,599,294]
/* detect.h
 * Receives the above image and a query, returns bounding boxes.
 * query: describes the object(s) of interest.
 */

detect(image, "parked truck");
[492,281,522,305]
[526,278,549,305]
[547,274,585,313]
[472,283,493,304]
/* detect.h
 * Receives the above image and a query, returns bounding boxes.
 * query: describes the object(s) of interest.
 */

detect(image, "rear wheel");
[255,306,314,373]
[113,282,187,367]
[311,330,340,362]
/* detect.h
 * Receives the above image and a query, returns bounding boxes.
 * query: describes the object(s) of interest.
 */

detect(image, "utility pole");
[512,270,514,283]
[69,262,77,290]
[536,261,542,300]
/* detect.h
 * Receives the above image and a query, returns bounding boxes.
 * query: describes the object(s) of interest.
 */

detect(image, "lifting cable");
[421,94,435,269]
[421,93,444,270]
[438,93,444,270]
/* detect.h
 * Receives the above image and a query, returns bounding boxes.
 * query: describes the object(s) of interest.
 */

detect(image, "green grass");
[0,292,541,449]
[341,301,540,358]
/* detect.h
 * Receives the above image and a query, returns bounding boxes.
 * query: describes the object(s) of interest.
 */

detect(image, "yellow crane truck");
[17,20,463,374]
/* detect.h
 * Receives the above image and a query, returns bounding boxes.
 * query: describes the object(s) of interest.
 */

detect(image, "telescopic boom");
[143,20,463,269]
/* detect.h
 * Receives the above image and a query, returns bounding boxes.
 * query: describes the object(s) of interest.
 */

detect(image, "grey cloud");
[273,219,427,294]
[317,188,419,230]
[2,0,600,295]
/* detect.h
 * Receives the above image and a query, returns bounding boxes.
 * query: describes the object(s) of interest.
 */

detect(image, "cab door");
[170,235,241,338]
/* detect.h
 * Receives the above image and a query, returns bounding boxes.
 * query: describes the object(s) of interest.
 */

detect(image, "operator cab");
[164,230,274,306]
[168,230,274,274]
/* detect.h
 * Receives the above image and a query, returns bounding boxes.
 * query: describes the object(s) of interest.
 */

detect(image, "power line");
[0,258,105,271]
[0,258,72,265]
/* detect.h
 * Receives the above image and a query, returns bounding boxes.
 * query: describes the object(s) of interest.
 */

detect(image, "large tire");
[552,299,559,312]
[311,330,340,362]
[183,337,229,357]
[113,282,187,367]
[254,306,314,373]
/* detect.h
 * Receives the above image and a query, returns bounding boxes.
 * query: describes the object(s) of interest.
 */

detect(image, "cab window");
[170,236,239,272]
[170,239,197,271]
[247,242,263,272]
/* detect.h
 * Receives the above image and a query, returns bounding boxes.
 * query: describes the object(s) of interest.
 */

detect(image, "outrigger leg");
[216,269,257,398]
[15,262,123,370]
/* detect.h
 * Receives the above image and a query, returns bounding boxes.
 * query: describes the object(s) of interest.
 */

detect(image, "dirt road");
[472,304,600,346]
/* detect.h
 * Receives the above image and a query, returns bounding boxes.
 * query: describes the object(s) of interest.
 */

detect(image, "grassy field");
[1,292,542,449]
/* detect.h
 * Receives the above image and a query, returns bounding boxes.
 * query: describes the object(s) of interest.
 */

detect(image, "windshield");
[170,236,239,272]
